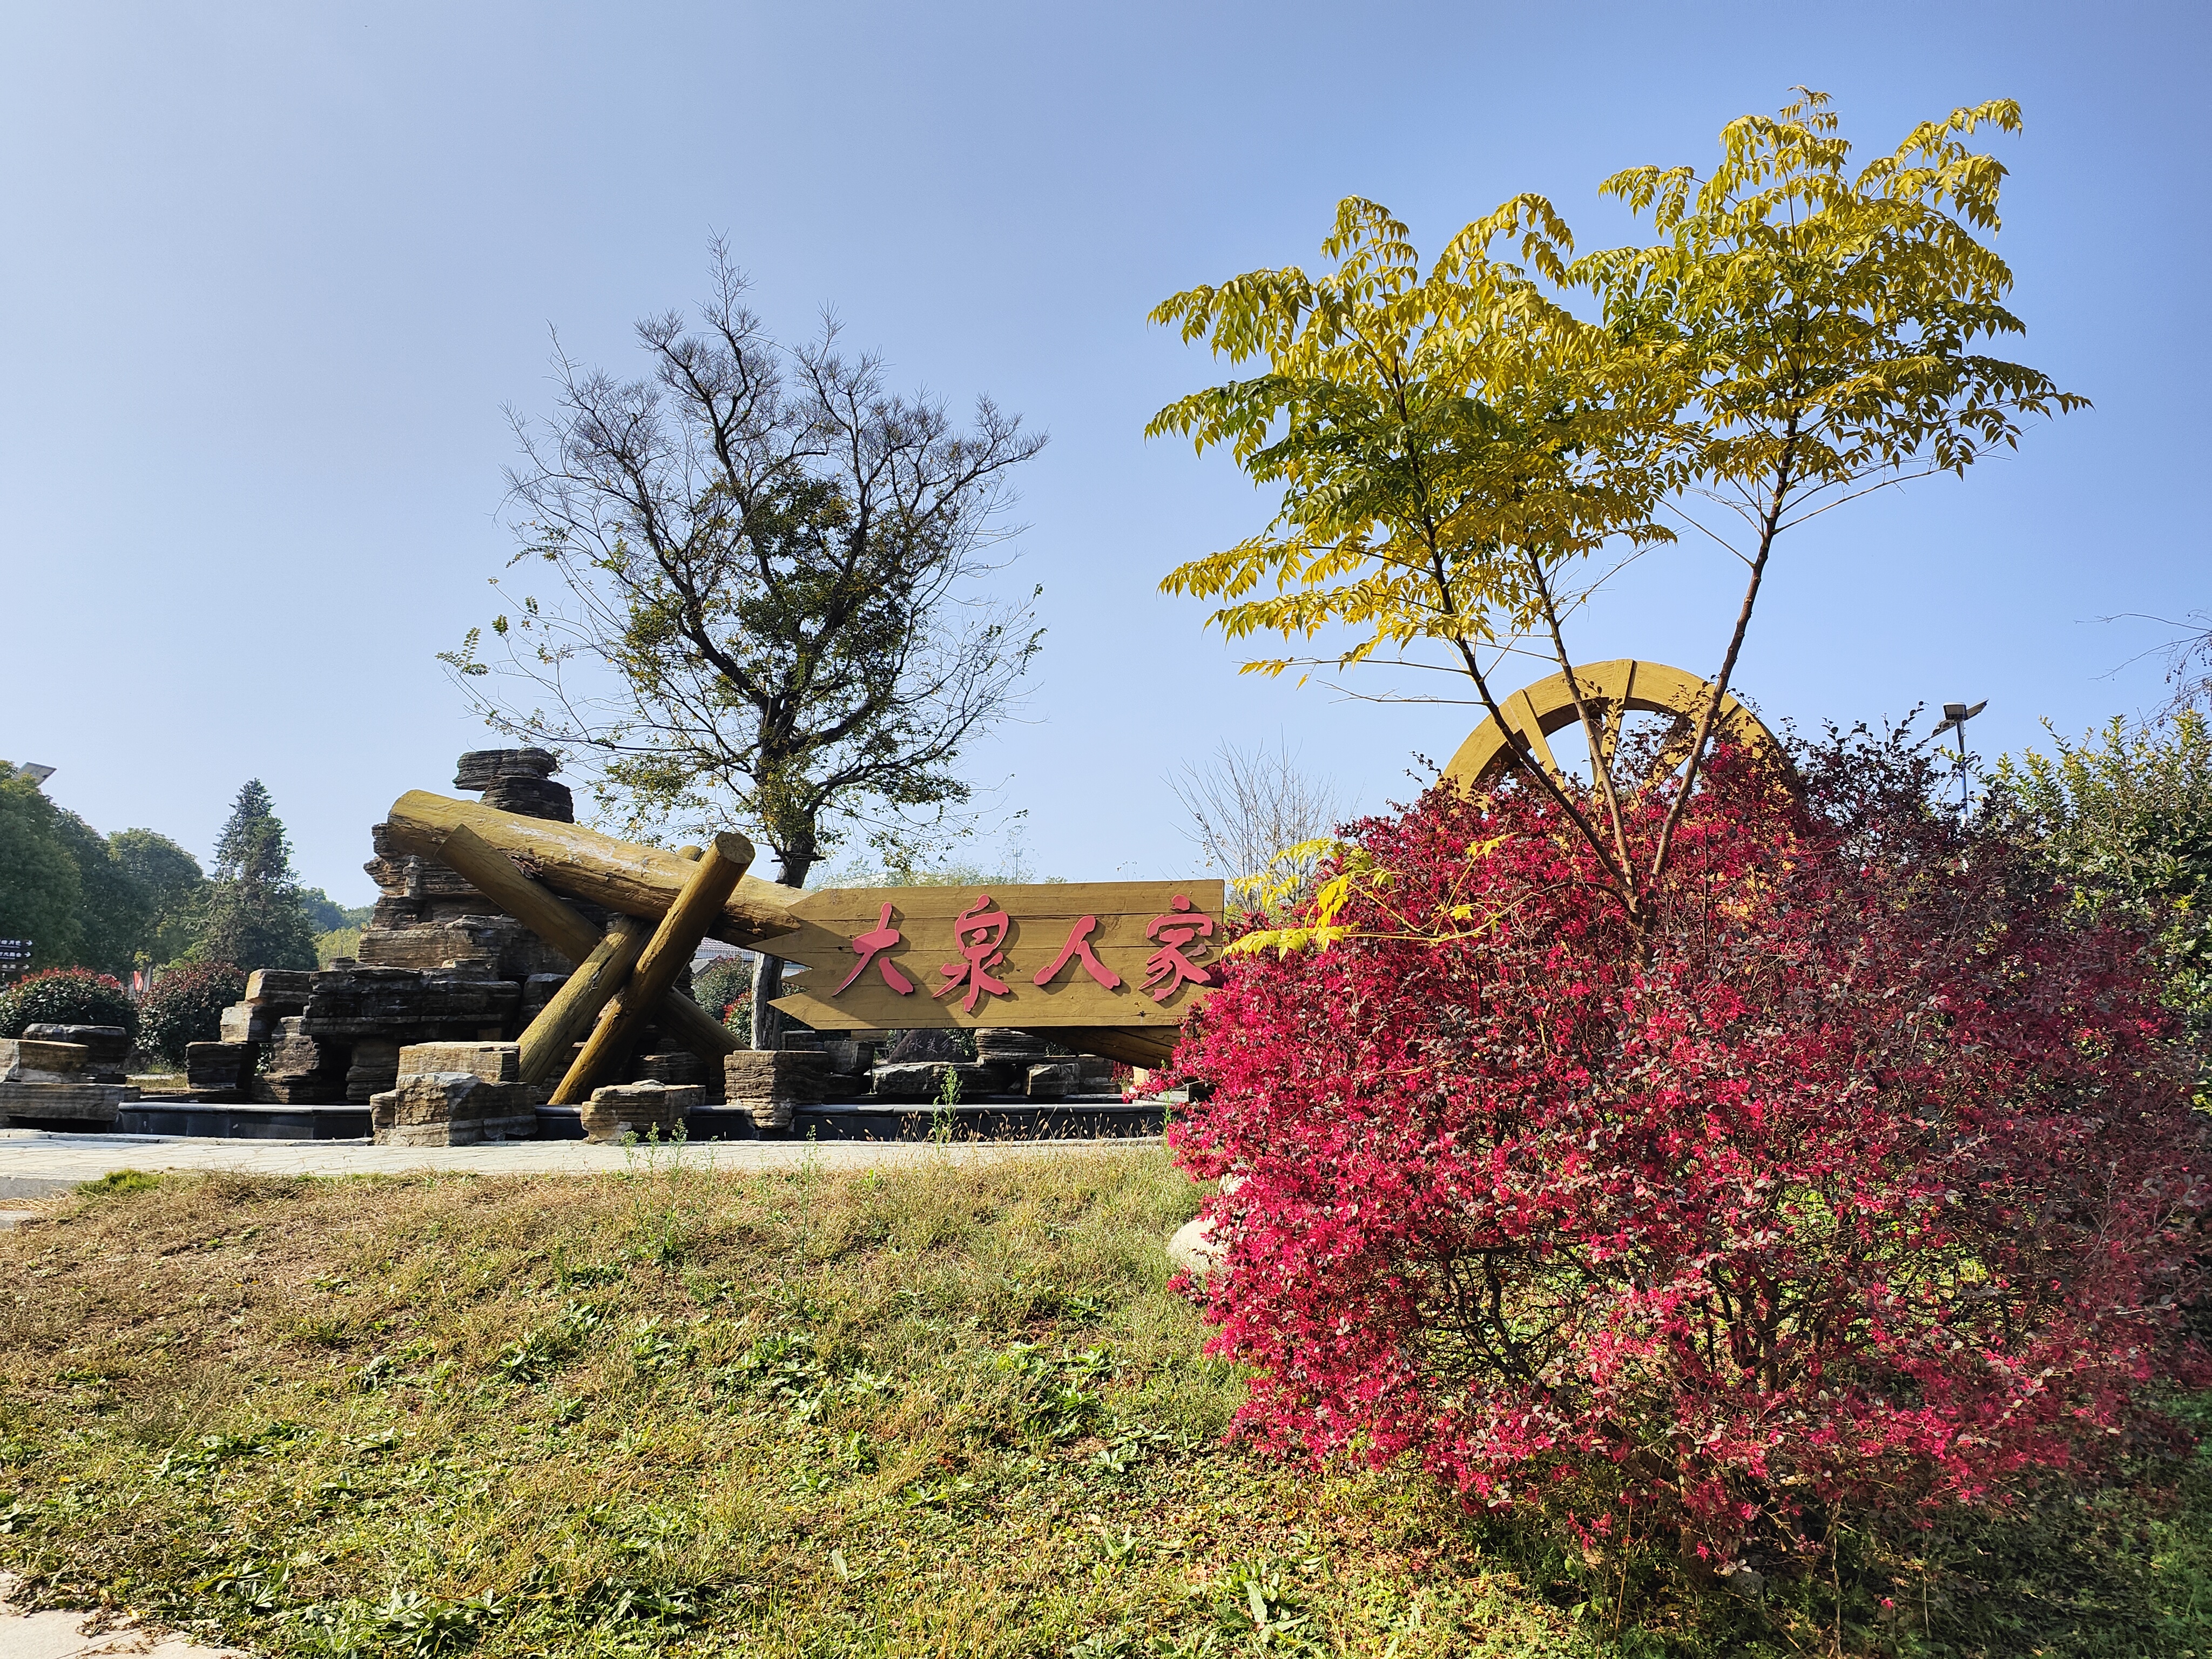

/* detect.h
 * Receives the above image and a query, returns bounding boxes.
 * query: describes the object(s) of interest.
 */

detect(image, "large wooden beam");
[516,915,650,1085]
[384,791,797,946]
[437,825,737,1062]
[552,833,754,1105]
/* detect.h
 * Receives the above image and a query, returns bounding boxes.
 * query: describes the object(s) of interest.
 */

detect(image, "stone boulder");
[0,1080,133,1129]
[1026,1062,1077,1101]
[0,1038,89,1084]
[370,1071,535,1147]
[184,1042,253,1100]
[869,1060,993,1104]
[580,1081,702,1144]
[22,1024,130,1081]
[724,1050,830,1130]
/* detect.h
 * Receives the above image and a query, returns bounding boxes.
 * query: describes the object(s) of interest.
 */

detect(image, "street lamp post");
[1930,700,1987,809]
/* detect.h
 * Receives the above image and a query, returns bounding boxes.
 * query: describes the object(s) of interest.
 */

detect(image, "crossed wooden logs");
[383,792,789,1106]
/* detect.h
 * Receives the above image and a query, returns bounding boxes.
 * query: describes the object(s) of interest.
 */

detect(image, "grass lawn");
[2,1146,2209,1657]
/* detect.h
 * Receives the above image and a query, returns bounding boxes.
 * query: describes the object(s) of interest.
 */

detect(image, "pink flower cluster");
[1168,743,2212,1566]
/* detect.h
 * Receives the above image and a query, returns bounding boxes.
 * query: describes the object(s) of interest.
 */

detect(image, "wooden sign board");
[764,881,1226,1037]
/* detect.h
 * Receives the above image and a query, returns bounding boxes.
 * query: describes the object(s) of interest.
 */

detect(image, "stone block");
[454,747,559,790]
[820,1038,876,1077]
[724,1050,830,1128]
[397,1041,521,1083]
[1026,1062,1077,1101]
[297,968,520,1040]
[369,1071,535,1146]
[481,775,574,821]
[356,919,506,973]
[218,1002,284,1044]
[579,1081,702,1144]
[264,1019,345,1077]
[184,1042,253,1096]
[22,1024,130,1076]
[253,1076,349,1105]
[345,1039,402,1103]
[867,1060,991,1104]
[635,1050,706,1087]
[242,970,316,1009]
[0,1080,133,1127]
[0,1038,89,1082]
[975,1028,1050,1063]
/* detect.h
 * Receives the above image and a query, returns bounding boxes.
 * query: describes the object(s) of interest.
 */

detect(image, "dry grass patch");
[0,1149,1588,1658]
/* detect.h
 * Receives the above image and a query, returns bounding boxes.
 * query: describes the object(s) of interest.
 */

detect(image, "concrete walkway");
[0,1575,246,1658]
[0,1127,1157,1197]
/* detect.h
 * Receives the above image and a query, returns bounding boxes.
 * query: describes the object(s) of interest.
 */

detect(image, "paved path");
[0,1128,1157,1197]
[0,1575,246,1658]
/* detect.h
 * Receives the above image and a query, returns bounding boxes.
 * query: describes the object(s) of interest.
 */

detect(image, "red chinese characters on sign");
[1032,915,1124,991]
[1142,894,1217,1003]
[933,893,1014,1014]
[833,901,915,996]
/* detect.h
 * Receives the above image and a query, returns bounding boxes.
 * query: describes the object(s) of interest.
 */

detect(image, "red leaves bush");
[1169,733,2212,1572]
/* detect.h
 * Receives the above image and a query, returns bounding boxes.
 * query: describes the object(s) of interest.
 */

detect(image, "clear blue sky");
[3,3,2203,904]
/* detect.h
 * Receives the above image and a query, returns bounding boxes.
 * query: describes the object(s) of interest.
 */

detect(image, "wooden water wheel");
[1439,658,1789,791]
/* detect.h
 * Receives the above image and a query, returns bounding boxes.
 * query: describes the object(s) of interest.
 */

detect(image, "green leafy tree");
[193,780,318,972]
[51,813,152,977]
[110,830,208,966]
[0,763,84,970]
[300,888,373,933]
[1997,712,2212,1083]
[446,246,1047,1047]
[1152,91,2080,929]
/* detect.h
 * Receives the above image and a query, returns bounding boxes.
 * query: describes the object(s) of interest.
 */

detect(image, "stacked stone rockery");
[355,748,576,980]
[158,752,725,1132]
[167,749,724,1131]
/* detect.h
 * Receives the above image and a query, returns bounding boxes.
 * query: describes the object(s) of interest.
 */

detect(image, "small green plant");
[931,1063,963,1145]
[76,1169,159,1197]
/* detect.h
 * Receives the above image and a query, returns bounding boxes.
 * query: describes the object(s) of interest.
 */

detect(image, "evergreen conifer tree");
[193,780,318,970]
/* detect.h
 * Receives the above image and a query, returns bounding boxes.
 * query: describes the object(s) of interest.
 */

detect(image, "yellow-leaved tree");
[1152,90,2083,935]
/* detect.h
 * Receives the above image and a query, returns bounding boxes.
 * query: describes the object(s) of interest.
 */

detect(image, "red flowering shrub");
[0,967,138,1040]
[1169,734,2212,1574]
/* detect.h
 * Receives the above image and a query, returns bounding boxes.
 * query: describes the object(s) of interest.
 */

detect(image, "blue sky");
[2,2,2203,903]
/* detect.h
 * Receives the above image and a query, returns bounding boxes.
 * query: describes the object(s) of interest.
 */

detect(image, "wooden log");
[552,833,753,1104]
[384,791,791,945]
[438,825,737,1062]
[517,915,650,1085]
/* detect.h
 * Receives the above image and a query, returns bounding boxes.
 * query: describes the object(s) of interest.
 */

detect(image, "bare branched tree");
[1167,738,1347,905]
[444,242,1047,1047]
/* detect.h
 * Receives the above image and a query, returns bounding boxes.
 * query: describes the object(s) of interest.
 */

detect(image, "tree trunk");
[750,848,814,1051]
